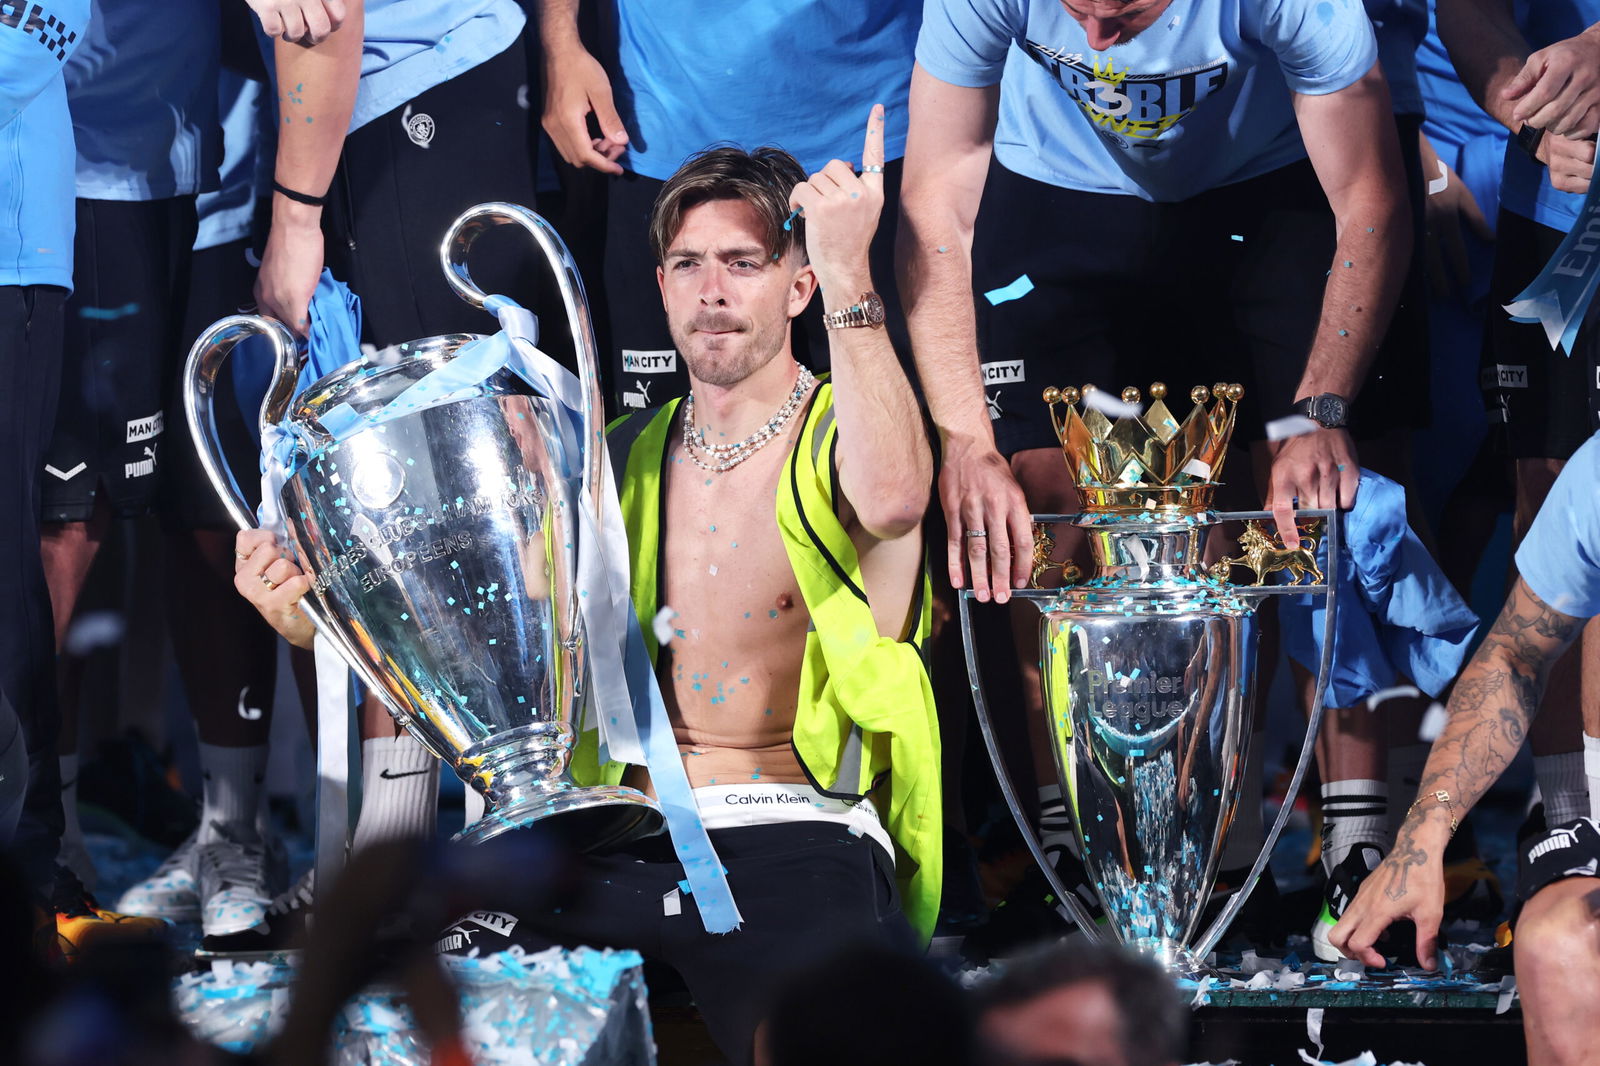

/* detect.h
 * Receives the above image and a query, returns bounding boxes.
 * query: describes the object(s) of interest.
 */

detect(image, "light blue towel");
[1280,470,1480,707]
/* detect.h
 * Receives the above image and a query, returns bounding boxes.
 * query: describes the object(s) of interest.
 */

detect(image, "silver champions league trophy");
[184,203,664,855]
[960,383,1337,974]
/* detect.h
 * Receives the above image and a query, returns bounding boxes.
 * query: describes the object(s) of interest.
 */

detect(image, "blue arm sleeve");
[0,0,88,128]
[1256,0,1379,95]
[914,0,1028,88]
[1516,433,1600,621]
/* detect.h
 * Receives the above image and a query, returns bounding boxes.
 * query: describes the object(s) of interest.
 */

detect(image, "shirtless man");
[233,109,939,1066]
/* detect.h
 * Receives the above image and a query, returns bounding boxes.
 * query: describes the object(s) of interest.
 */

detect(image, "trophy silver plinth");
[960,383,1335,974]
[184,203,664,853]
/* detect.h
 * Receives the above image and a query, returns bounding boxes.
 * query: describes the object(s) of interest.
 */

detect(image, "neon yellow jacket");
[573,383,942,941]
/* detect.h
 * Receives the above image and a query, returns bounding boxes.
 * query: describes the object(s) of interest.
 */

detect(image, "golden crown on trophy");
[1042,381,1243,515]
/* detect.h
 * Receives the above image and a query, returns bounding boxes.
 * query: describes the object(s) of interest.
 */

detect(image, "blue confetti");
[983,274,1035,306]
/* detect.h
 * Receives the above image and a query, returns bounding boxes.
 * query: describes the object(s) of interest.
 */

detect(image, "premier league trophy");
[184,203,664,854]
[960,382,1336,974]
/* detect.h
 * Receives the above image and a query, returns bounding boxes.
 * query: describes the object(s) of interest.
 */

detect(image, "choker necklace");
[683,366,816,473]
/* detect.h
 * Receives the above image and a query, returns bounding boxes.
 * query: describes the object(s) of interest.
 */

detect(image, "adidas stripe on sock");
[1321,779,1388,875]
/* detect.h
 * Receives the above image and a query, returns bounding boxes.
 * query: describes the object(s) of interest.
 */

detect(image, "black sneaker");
[1312,843,1385,962]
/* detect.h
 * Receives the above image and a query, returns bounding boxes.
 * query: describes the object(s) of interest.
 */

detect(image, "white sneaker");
[198,865,314,955]
[115,829,200,922]
[195,822,285,937]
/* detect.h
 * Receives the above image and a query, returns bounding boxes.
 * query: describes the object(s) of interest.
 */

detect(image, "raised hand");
[788,104,887,289]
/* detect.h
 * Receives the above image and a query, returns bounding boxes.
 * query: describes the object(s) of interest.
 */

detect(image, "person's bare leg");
[41,502,111,888]
[1515,877,1600,1066]
[42,502,112,757]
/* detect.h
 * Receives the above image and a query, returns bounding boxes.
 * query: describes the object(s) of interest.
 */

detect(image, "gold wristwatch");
[822,291,887,330]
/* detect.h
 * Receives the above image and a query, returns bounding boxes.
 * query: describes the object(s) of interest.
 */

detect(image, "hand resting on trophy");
[235,528,316,650]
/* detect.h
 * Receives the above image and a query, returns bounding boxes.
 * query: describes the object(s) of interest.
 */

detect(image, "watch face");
[1317,395,1348,426]
[862,292,887,326]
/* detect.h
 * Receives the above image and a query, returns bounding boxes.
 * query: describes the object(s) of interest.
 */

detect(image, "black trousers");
[323,35,554,352]
[0,285,66,891]
[439,822,915,1066]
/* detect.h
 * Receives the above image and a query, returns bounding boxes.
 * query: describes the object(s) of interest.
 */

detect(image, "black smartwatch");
[1291,393,1350,429]
[1516,123,1547,166]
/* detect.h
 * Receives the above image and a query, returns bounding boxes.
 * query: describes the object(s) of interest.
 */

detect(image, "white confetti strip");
[1080,388,1143,419]
[651,606,677,646]
[1265,414,1322,441]
[1418,701,1450,741]
[1365,684,1421,710]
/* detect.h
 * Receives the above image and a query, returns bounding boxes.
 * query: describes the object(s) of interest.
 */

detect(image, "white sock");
[1037,783,1077,862]
[197,742,268,844]
[1220,729,1267,872]
[351,734,438,853]
[1321,779,1388,874]
[1387,743,1432,841]
[57,753,97,889]
[1586,735,1600,824]
[1535,752,1588,828]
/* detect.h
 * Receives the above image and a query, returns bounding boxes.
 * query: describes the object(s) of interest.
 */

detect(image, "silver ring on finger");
[861,164,885,174]
[964,529,988,538]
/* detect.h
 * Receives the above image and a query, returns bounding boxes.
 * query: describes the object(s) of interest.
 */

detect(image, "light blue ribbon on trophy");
[1504,174,1600,354]
[268,288,742,933]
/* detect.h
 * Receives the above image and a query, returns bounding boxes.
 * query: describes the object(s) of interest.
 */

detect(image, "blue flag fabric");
[1504,174,1600,355]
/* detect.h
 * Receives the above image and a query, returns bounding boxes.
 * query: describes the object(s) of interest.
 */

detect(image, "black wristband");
[1515,124,1547,166]
[272,180,328,207]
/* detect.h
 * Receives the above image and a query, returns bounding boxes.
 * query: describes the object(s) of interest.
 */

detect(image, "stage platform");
[72,794,1530,1065]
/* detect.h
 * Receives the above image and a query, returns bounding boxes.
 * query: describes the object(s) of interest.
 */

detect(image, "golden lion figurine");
[1209,520,1324,586]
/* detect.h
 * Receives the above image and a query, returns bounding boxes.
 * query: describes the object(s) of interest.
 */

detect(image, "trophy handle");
[183,313,362,894]
[182,314,301,531]
[1189,508,1341,961]
[439,203,606,532]
[957,591,1109,944]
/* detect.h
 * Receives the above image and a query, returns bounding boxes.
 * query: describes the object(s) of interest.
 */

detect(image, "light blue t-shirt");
[916,0,1378,202]
[1,0,88,290]
[1364,0,1427,117]
[1418,4,1505,233]
[196,73,269,253]
[64,0,221,200]
[1516,431,1600,619]
[1499,0,1600,233]
[347,0,524,132]
[603,1,919,181]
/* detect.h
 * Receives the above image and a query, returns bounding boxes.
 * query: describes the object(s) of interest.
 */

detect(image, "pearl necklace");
[682,366,816,473]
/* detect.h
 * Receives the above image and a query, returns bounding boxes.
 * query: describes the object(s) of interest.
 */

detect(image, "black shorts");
[324,35,549,351]
[163,238,266,531]
[974,151,1428,457]
[1515,817,1600,921]
[42,197,198,522]
[1481,208,1600,461]
[436,822,913,1066]
[599,160,909,418]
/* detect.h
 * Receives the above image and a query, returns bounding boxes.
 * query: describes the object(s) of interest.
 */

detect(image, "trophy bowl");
[184,204,664,853]
[960,382,1336,974]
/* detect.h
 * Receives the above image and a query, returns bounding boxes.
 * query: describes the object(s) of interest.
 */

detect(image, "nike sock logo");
[379,768,430,780]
